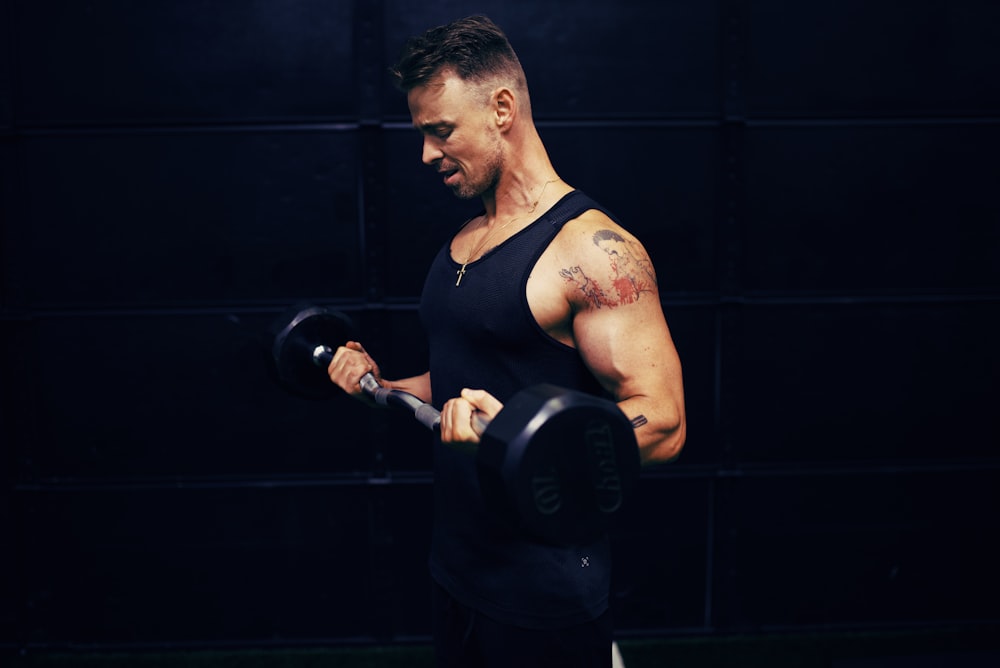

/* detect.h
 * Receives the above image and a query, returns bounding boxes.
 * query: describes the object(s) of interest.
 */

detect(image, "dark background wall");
[2,0,999,655]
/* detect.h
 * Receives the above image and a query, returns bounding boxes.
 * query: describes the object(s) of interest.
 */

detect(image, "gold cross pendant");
[455,264,468,286]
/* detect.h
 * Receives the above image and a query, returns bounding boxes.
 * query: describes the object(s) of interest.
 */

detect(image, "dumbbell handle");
[313,345,487,434]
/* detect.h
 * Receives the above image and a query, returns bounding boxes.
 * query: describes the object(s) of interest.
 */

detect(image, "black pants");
[431,580,613,668]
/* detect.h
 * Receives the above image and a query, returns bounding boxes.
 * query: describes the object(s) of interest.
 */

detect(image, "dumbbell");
[270,305,640,546]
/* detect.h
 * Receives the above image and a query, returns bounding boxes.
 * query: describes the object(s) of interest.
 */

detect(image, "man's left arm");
[562,218,687,464]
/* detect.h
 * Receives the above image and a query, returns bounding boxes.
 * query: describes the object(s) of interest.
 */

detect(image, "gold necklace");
[455,178,561,287]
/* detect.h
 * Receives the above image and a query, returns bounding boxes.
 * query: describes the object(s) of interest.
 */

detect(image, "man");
[328,15,685,667]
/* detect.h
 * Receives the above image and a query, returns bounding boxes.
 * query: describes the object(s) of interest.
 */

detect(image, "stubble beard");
[450,139,504,201]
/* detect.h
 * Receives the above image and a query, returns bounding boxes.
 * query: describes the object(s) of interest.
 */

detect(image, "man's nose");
[422,137,443,166]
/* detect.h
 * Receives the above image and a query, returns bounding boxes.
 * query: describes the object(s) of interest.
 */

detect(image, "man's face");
[408,71,504,200]
[595,232,628,258]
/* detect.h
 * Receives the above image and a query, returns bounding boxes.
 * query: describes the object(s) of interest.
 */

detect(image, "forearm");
[382,371,433,404]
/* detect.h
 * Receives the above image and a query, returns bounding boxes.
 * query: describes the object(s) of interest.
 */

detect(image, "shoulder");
[553,209,660,310]
[552,204,642,251]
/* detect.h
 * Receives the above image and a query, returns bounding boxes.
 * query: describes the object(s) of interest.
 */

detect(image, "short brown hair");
[391,15,527,94]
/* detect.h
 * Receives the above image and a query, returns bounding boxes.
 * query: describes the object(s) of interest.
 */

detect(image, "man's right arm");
[381,371,432,404]
[327,341,432,404]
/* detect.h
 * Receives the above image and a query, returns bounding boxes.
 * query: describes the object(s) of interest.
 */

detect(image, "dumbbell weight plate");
[271,305,356,399]
[478,384,640,546]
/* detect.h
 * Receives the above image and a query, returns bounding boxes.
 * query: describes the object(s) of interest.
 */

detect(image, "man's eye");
[436,128,452,138]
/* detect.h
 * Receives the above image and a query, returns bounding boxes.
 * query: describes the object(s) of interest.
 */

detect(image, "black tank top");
[419,190,617,628]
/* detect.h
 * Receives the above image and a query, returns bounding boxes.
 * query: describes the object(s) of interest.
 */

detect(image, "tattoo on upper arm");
[559,229,658,308]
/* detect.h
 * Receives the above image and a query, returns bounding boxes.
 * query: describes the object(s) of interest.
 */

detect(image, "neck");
[481,170,564,227]
[481,126,566,223]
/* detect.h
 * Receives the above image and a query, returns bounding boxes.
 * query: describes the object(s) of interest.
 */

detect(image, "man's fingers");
[459,388,504,420]
[439,389,505,446]
[328,343,377,396]
[441,397,481,445]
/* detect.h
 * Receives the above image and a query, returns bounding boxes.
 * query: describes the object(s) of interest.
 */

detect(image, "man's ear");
[493,87,517,131]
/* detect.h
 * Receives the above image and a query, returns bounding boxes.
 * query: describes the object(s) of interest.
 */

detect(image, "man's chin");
[450,183,482,200]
